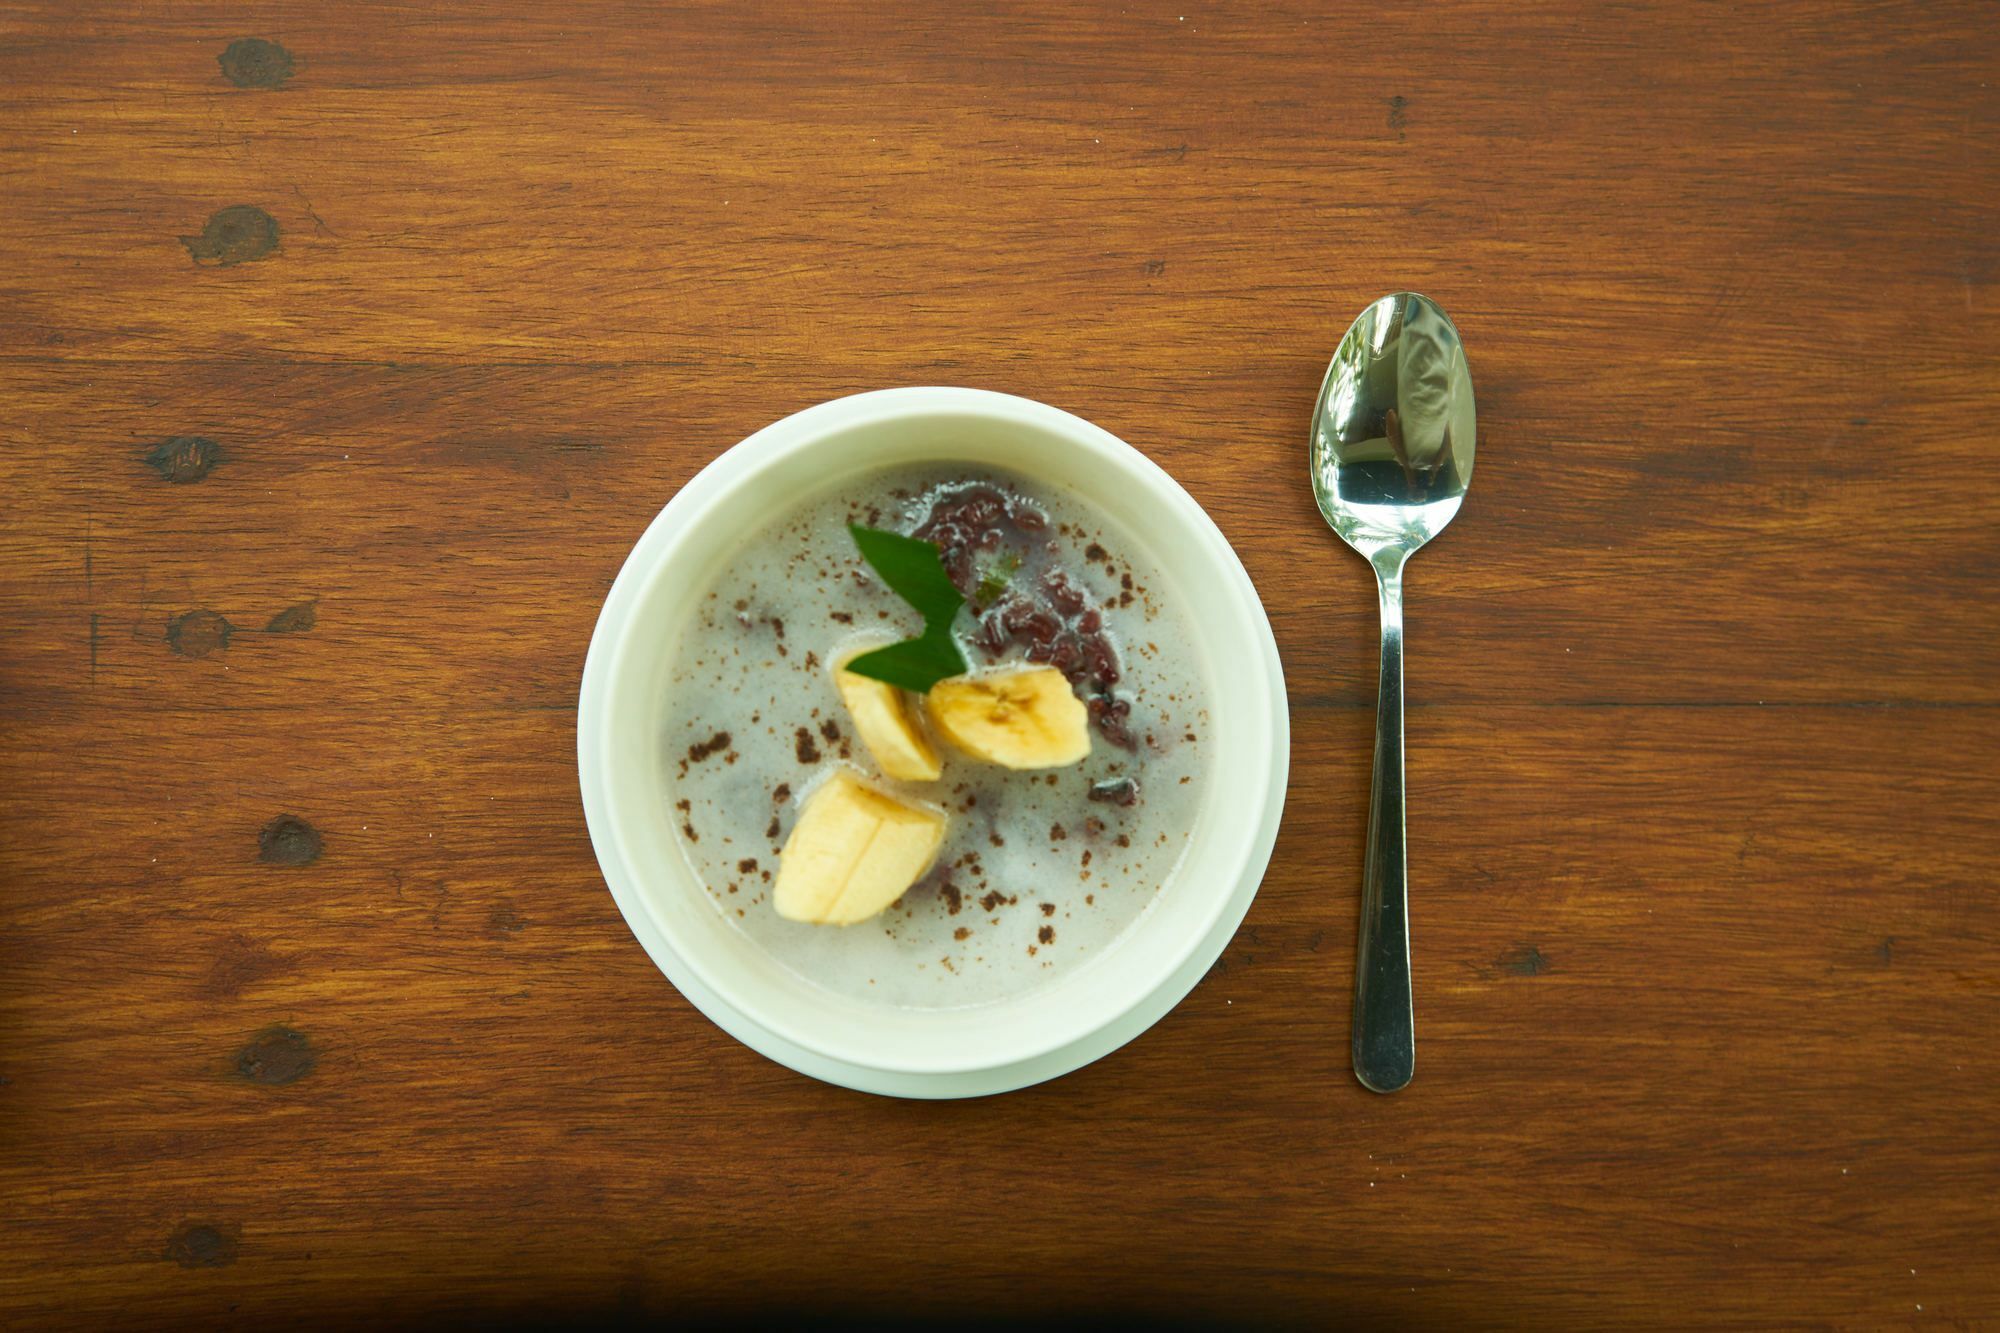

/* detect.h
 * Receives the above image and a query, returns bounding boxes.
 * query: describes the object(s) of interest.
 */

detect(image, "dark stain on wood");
[487,906,526,937]
[218,37,295,89]
[1876,936,1895,965]
[1142,259,1166,277]
[258,815,323,866]
[1497,944,1548,977]
[200,934,292,998]
[181,206,280,266]
[1631,444,1755,482]
[165,610,232,657]
[1387,94,1408,135]
[234,1027,315,1085]
[164,1222,239,1269]
[143,435,221,483]
[265,600,318,634]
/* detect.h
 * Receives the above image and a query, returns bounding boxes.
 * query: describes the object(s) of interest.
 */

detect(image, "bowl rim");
[578,386,1289,1084]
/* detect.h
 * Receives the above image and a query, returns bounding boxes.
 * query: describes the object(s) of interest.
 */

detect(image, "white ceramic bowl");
[578,388,1288,1097]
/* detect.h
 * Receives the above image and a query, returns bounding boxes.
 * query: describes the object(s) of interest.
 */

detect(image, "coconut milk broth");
[662,464,1211,1009]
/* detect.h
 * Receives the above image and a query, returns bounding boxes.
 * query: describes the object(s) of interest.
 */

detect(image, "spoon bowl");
[1312,292,1476,557]
[1310,292,1476,1093]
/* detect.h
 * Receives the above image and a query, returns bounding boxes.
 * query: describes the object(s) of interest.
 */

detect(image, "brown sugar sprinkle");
[1040,902,1056,917]
[686,731,732,764]
[771,617,785,638]
[979,890,1015,912]
[1115,834,1130,848]
[830,611,853,624]
[773,783,791,803]
[954,927,971,941]
[1084,542,1108,561]
[805,651,820,670]
[734,599,748,611]
[819,718,840,743]
[940,881,964,915]
[1038,925,1055,945]
[726,882,738,894]
[682,820,699,843]
[1085,893,1095,904]
[1050,823,1067,841]
[737,858,758,874]
[1083,817,1105,838]
[1081,850,1092,868]
[794,728,821,763]
[988,832,1005,847]
[765,816,781,840]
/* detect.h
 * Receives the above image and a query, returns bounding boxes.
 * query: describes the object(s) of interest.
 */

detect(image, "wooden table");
[3,2,1995,1326]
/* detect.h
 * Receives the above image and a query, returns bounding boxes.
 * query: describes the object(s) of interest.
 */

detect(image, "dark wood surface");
[2,2,1996,1326]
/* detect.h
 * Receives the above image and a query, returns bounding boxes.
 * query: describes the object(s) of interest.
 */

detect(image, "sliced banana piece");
[926,665,1091,770]
[835,663,942,781]
[774,772,947,925]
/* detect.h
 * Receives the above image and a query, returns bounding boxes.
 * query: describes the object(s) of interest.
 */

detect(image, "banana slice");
[774,772,947,925]
[925,665,1091,770]
[835,663,942,781]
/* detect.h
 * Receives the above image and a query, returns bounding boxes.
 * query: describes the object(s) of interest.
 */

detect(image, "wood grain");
[1,1,1995,1326]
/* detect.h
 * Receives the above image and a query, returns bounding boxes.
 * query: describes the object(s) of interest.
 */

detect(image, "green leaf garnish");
[843,634,966,693]
[849,524,965,626]
[974,551,1021,609]
[844,524,969,692]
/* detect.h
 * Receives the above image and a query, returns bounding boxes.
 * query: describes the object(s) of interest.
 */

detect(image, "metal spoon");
[1309,292,1476,1094]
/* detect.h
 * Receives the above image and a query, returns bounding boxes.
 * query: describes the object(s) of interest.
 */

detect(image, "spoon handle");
[1354,556,1415,1093]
